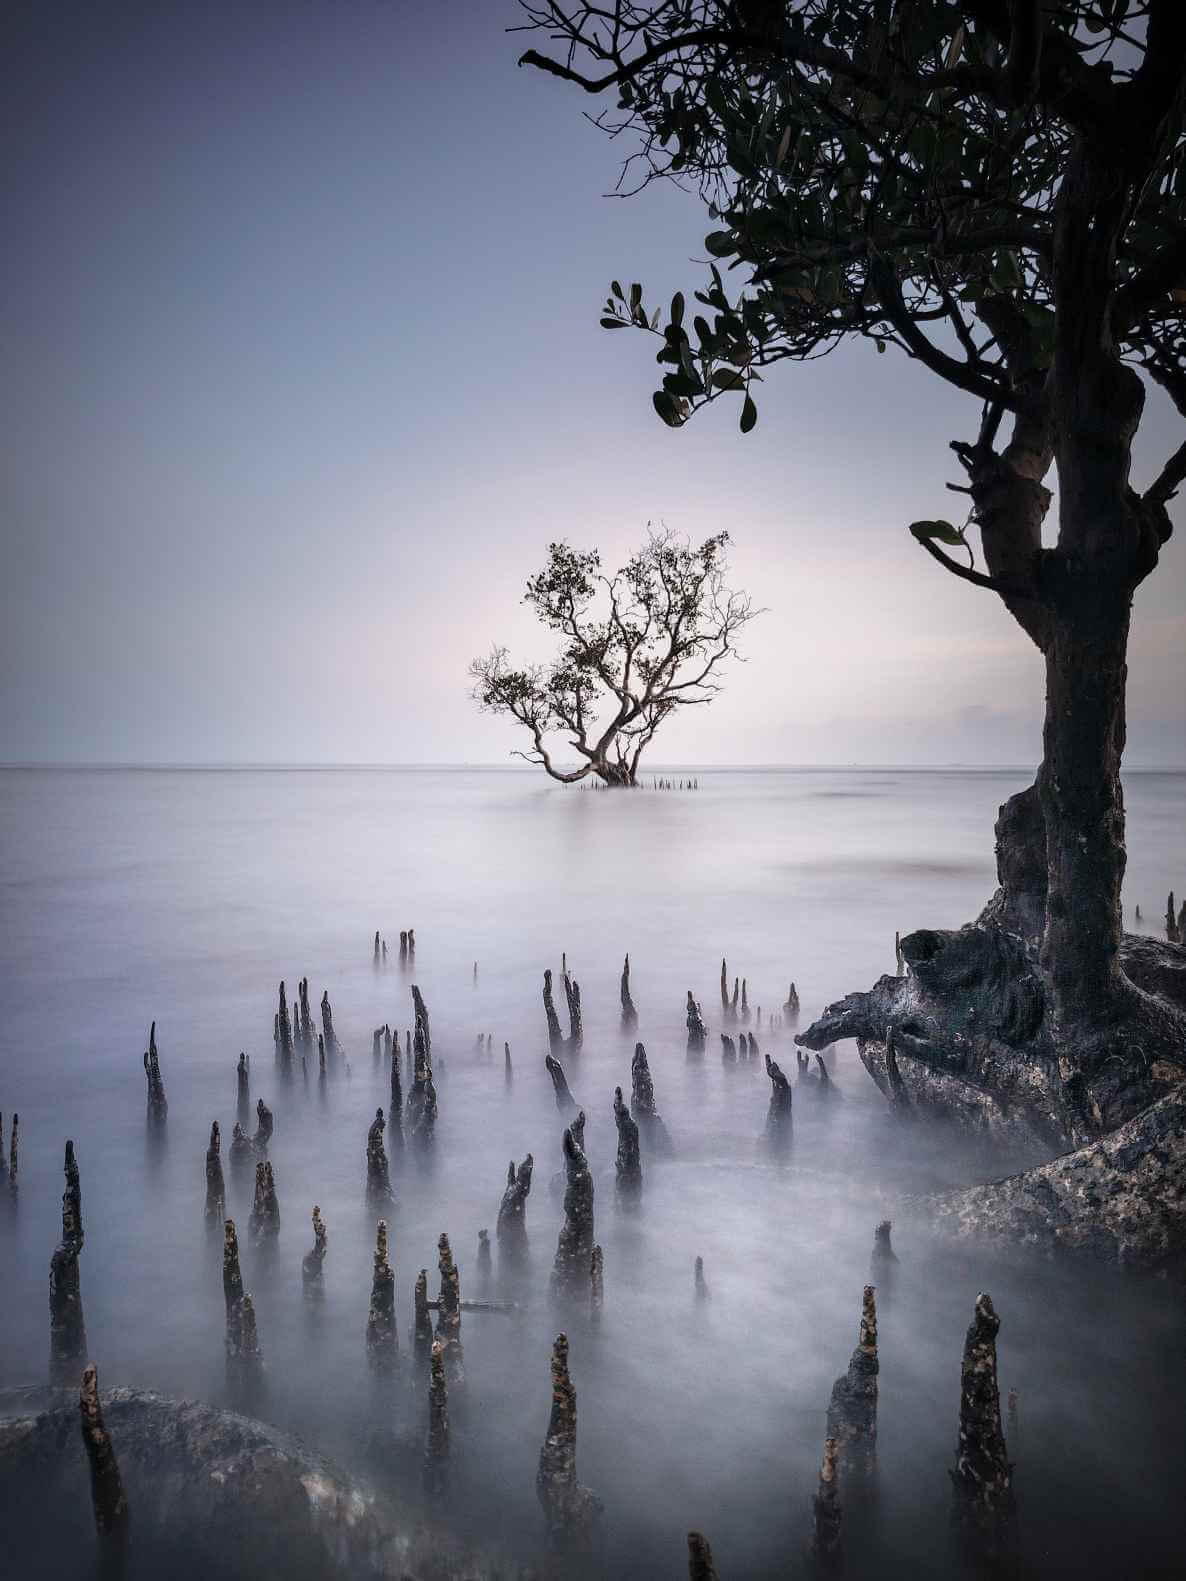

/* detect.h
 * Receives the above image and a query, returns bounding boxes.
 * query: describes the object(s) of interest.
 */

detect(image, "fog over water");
[2,765,1184,1578]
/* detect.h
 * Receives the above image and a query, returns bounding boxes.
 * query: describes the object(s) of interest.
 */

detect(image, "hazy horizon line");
[2,759,1184,774]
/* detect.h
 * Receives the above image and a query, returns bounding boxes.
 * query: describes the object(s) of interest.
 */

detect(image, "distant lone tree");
[517,4,1186,1124]
[470,528,757,785]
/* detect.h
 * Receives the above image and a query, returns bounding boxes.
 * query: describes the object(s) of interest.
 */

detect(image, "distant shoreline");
[2,761,1184,775]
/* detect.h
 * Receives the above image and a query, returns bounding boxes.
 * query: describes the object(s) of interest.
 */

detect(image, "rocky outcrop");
[926,1083,1186,1269]
[0,1385,529,1579]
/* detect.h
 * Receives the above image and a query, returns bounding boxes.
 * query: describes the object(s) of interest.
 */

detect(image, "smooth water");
[1,765,1183,1578]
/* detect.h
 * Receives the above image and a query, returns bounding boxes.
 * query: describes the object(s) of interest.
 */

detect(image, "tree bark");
[1038,585,1132,1028]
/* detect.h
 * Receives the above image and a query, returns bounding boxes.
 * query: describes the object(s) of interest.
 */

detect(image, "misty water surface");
[1,766,1183,1578]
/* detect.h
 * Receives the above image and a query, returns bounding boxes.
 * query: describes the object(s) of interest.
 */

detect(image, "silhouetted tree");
[470,527,757,785]
[518,2,1186,1084]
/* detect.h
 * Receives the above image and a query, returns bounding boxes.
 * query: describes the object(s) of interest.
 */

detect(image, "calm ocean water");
[1,765,1183,1578]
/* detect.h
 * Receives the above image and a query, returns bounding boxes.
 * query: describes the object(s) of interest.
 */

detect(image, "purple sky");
[3,1,1183,767]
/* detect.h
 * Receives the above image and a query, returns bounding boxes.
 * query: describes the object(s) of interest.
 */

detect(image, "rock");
[1,1385,527,1579]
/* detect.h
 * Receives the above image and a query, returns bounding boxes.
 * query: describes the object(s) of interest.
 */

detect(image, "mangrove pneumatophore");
[435,1232,464,1386]
[236,1052,250,1123]
[298,976,314,1049]
[411,985,432,1061]
[49,1140,87,1385]
[366,1108,394,1206]
[476,1228,492,1285]
[252,1097,273,1150]
[223,1218,263,1390]
[388,1057,404,1150]
[630,1043,673,1156]
[951,1293,1015,1549]
[785,982,800,1020]
[79,1362,130,1541]
[720,959,733,1023]
[248,1159,280,1244]
[871,1221,899,1294]
[536,1332,601,1544]
[589,1244,604,1319]
[562,965,583,1051]
[204,1121,225,1231]
[229,1122,253,1177]
[6,1112,17,1195]
[302,1205,328,1296]
[320,990,341,1063]
[497,1154,533,1260]
[550,1126,594,1303]
[365,1219,398,1375]
[764,1056,793,1152]
[414,1269,433,1364]
[143,1022,168,1124]
[686,991,707,1054]
[688,1531,719,1580]
[694,1255,709,1301]
[613,1087,642,1201]
[505,1041,513,1084]
[620,953,638,1029]
[546,1053,578,1114]
[826,1285,879,1478]
[811,1437,842,1570]
[423,1340,450,1496]
[741,978,750,1024]
[276,981,293,1067]
[408,1012,436,1145]
[543,968,564,1053]
[720,1033,736,1064]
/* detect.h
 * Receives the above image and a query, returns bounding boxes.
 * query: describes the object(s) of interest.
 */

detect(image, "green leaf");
[908,520,965,547]
[670,291,685,329]
[705,231,735,257]
[600,317,628,328]
[630,283,642,312]
[740,394,757,433]
[711,368,746,391]
[653,390,682,427]
[611,281,624,301]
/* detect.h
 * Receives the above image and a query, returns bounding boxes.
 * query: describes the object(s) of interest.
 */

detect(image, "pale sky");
[3,1,1183,768]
